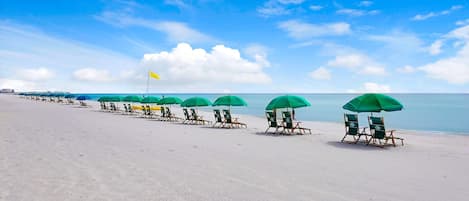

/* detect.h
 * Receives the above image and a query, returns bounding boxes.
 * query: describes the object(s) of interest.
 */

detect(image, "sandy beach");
[1,94,469,201]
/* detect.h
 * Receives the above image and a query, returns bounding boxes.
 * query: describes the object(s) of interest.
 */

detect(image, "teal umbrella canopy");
[76,95,91,101]
[64,94,76,99]
[265,95,311,110]
[140,96,161,104]
[123,95,143,103]
[97,96,110,102]
[158,97,183,105]
[109,96,122,102]
[212,95,247,107]
[181,97,212,107]
[342,93,403,113]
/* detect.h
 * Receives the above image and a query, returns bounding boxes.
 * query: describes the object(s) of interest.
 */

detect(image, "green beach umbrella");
[342,93,403,113]
[108,96,122,102]
[181,97,212,107]
[158,97,183,105]
[123,95,143,103]
[265,95,311,110]
[212,95,247,107]
[97,96,110,102]
[140,96,161,104]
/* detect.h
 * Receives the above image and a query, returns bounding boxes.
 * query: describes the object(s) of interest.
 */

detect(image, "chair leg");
[354,135,361,144]
[341,134,347,142]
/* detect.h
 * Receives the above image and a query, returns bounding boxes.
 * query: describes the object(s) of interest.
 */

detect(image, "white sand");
[1,94,469,201]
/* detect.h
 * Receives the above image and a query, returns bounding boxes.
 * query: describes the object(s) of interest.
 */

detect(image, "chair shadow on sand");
[326,141,387,151]
[253,131,322,137]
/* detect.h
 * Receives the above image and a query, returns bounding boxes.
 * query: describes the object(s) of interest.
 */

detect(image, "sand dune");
[1,95,469,201]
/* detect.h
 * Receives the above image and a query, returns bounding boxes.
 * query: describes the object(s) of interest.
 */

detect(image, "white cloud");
[0,22,139,92]
[397,65,416,73]
[309,5,323,11]
[165,0,190,10]
[278,0,304,4]
[96,12,213,43]
[257,0,291,17]
[447,24,469,40]
[428,40,443,55]
[73,68,114,82]
[359,1,373,7]
[0,78,38,91]
[360,66,386,75]
[278,20,351,40]
[417,25,469,84]
[155,21,213,43]
[327,54,365,68]
[141,43,271,85]
[244,44,271,67]
[412,5,463,21]
[16,67,55,81]
[348,82,391,93]
[365,31,426,61]
[309,67,331,80]
[363,82,391,93]
[257,6,290,16]
[257,0,305,17]
[418,44,469,84]
[456,19,469,26]
[336,9,379,16]
[327,53,387,75]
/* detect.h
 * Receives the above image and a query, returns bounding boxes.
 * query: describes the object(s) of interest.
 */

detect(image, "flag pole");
[145,70,150,97]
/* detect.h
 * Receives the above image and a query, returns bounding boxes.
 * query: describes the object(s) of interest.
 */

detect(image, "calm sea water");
[78,93,469,134]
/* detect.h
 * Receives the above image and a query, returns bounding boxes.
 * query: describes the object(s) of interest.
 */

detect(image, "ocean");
[78,93,469,134]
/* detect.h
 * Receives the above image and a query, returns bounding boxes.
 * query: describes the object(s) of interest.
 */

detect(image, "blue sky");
[1,0,469,93]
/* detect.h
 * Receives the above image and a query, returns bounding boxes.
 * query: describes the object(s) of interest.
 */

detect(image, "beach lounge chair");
[159,107,167,120]
[79,101,87,107]
[191,108,211,125]
[213,109,224,127]
[128,104,135,114]
[123,104,129,113]
[165,107,181,121]
[367,116,404,147]
[182,108,192,123]
[139,105,147,117]
[281,111,311,134]
[222,109,247,128]
[341,114,369,143]
[146,105,156,118]
[110,102,116,111]
[265,111,282,134]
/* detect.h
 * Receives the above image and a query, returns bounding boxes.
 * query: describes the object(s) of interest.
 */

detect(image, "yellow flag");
[149,71,160,80]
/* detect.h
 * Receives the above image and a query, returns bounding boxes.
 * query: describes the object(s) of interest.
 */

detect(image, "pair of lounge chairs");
[265,111,312,135]
[141,105,156,118]
[182,108,212,125]
[212,109,247,128]
[123,104,136,114]
[342,114,404,147]
[79,101,88,107]
[159,107,181,121]
[109,102,119,112]
[99,102,109,110]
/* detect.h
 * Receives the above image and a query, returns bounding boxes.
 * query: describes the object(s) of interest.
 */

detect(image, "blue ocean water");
[78,93,469,134]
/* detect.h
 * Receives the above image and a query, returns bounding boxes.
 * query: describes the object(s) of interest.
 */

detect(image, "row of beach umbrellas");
[97,93,403,114]
[96,95,249,108]
[20,92,404,114]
